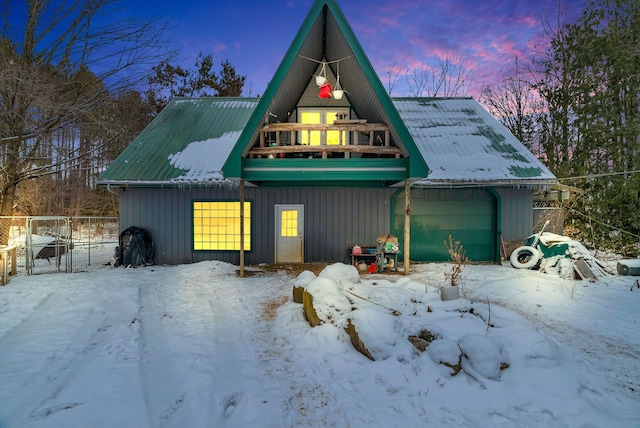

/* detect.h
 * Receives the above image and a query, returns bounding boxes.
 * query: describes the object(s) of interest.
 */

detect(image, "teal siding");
[392,188,498,262]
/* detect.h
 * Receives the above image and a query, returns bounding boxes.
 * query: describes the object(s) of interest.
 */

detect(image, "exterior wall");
[118,185,537,266]
[119,186,396,265]
[493,187,534,241]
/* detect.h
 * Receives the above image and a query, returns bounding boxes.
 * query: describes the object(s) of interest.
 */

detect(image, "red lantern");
[318,83,332,99]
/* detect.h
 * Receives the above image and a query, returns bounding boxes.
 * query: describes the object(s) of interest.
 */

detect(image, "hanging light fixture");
[315,62,328,86]
[298,55,352,99]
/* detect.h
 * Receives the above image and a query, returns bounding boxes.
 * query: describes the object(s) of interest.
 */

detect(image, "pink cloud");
[209,41,227,55]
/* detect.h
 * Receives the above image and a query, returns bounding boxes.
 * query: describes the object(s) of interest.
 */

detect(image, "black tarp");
[115,227,154,267]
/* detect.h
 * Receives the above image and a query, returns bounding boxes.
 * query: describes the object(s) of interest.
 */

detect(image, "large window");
[193,201,251,251]
[299,109,348,145]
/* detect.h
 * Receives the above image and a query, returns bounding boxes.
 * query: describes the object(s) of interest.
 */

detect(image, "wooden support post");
[404,181,411,275]
[239,179,245,278]
[0,246,16,285]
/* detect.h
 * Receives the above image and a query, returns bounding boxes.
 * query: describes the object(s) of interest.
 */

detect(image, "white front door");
[275,205,304,263]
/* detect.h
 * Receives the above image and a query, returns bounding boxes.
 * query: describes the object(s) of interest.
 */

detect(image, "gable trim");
[222,0,429,182]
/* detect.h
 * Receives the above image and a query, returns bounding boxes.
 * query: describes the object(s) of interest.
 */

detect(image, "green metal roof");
[98,1,555,189]
[98,96,557,187]
[98,98,258,186]
[393,98,556,185]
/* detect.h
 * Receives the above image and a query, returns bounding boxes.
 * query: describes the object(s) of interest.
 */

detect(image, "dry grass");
[261,295,289,321]
[253,263,329,276]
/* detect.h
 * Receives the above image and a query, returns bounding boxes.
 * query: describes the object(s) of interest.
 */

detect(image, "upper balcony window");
[299,108,348,145]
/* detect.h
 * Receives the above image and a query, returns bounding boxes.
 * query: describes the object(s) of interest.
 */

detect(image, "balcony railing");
[248,121,402,159]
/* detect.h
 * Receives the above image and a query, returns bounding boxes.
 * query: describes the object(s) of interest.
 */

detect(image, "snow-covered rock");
[303,276,353,326]
[345,308,398,360]
[427,339,462,375]
[319,263,360,285]
[458,334,509,380]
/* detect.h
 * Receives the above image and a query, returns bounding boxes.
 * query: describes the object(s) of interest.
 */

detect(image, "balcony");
[248,121,402,159]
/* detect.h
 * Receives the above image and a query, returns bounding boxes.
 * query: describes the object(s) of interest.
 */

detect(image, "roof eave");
[412,178,559,189]
[97,179,238,189]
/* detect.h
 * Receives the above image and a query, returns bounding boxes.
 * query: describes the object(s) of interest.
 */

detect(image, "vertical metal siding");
[120,187,395,265]
[493,188,533,240]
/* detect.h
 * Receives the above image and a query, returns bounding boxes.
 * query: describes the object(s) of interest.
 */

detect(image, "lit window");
[281,209,298,237]
[193,201,251,251]
[299,109,347,145]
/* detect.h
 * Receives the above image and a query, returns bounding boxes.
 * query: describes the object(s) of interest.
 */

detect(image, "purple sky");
[125,0,584,97]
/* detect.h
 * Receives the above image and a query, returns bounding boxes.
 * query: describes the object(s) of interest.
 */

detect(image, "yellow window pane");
[326,111,346,145]
[281,210,298,237]
[301,112,321,123]
[327,130,341,145]
[300,111,321,145]
[193,201,251,251]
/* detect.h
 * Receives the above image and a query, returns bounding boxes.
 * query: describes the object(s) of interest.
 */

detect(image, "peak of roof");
[221,0,428,180]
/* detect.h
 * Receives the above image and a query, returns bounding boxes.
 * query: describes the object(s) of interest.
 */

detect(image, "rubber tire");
[510,246,542,270]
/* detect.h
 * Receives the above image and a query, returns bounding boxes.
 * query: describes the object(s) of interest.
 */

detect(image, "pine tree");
[533,0,640,254]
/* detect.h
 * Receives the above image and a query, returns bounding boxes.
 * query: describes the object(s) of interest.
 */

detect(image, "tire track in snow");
[0,285,118,425]
[248,275,352,428]
[195,270,284,427]
[134,264,281,427]
[0,288,61,342]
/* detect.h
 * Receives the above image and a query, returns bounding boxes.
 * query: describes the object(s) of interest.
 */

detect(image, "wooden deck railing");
[249,121,402,159]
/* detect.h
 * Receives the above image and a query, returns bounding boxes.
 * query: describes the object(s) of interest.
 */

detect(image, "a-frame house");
[98,0,556,267]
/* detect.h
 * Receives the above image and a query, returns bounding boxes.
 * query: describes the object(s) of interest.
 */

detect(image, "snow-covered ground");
[0,260,638,427]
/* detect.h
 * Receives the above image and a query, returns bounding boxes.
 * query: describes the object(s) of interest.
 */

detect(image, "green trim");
[487,188,502,263]
[243,158,407,183]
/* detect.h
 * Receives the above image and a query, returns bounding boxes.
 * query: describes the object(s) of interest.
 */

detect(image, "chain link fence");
[0,216,119,275]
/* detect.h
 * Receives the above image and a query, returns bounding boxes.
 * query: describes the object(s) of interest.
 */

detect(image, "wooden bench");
[1,245,17,285]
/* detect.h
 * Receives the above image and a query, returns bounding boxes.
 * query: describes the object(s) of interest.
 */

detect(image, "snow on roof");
[100,97,555,187]
[393,98,556,185]
[97,98,258,186]
[168,131,241,183]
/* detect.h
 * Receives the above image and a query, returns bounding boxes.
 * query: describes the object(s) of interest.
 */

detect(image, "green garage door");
[392,188,498,262]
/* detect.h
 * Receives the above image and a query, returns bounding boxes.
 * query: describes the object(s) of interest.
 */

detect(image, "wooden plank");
[266,123,388,132]
[334,119,367,124]
[574,259,597,280]
[248,145,403,156]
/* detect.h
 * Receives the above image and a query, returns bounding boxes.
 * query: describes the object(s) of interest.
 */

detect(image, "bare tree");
[406,47,474,97]
[479,57,544,156]
[0,0,171,242]
[385,57,408,96]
